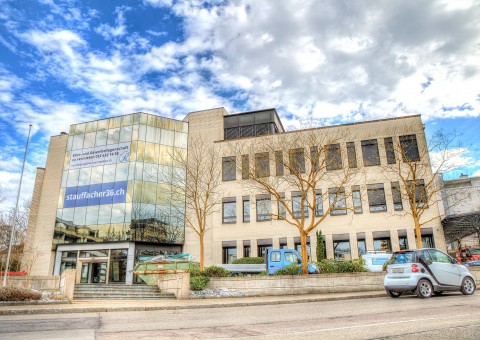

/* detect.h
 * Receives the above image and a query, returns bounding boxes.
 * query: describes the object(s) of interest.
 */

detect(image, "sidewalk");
[0,290,386,315]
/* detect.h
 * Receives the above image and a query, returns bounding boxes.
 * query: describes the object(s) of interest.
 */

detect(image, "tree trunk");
[414,217,423,249]
[300,231,308,274]
[199,235,205,271]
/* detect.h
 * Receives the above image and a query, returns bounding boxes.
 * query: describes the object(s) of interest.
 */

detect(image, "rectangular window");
[326,143,342,170]
[222,245,237,264]
[333,240,351,260]
[361,139,381,166]
[241,155,249,180]
[270,251,281,262]
[292,191,308,218]
[278,193,286,219]
[407,179,428,208]
[399,135,420,162]
[222,156,236,181]
[374,238,392,252]
[310,146,319,171]
[243,196,250,222]
[357,239,366,257]
[384,137,396,164]
[275,151,284,176]
[315,189,323,217]
[352,185,362,214]
[347,142,357,168]
[255,152,270,178]
[222,197,236,223]
[289,148,305,174]
[329,187,347,215]
[257,239,272,257]
[367,183,387,212]
[391,182,403,211]
[256,195,271,221]
[243,241,251,257]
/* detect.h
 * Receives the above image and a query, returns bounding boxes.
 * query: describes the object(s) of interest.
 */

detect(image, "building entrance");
[80,262,107,284]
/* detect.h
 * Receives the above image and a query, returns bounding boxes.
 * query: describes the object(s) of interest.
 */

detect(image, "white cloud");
[95,6,130,40]
[430,148,480,172]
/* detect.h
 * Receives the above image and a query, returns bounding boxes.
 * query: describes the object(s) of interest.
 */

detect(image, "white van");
[361,251,392,272]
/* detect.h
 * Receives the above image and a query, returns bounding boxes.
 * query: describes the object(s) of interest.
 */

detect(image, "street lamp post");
[2,124,32,287]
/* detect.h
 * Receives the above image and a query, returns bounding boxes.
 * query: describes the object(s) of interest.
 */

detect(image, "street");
[1,293,479,339]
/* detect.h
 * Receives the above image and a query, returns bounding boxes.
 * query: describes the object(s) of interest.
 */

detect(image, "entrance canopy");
[441,212,480,243]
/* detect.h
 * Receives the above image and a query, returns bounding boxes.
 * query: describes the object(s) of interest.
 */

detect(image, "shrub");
[317,258,367,273]
[0,287,42,301]
[189,268,205,277]
[190,276,210,291]
[203,266,231,277]
[274,263,301,275]
[232,257,265,264]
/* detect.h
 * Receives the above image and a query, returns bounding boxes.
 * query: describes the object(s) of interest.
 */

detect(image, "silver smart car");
[384,248,476,298]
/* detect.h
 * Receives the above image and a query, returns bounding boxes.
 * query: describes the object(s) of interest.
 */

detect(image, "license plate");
[392,268,404,273]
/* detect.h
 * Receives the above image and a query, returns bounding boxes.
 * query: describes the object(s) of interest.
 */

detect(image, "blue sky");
[0,0,479,209]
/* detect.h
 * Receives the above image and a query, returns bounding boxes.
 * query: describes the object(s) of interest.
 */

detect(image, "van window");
[285,252,295,263]
[270,251,280,262]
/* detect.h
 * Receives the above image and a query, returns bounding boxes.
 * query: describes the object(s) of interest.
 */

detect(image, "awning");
[441,212,480,243]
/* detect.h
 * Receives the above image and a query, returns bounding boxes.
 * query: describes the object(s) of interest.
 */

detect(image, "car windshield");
[389,251,415,264]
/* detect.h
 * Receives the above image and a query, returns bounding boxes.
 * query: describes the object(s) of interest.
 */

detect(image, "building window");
[407,179,428,208]
[275,151,284,176]
[384,137,396,164]
[399,135,420,162]
[315,189,323,217]
[352,185,362,214]
[398,230,409,250]
[256,195,271,221]
[292,191,308,218]
[270,251,281,262]
[391,182,403,211]
[243,240,251,257]
[289,148,305,174]
[357,239,366,257]
[310,146,319,171]
[347,142,357,168]
[222,156,236,181]
[243,196,250,222]
[279,237,288,249]
[278,193,286,219]
[329,187,347,215]
[333,239,351,260]
[374,237,392,252]
[361,139,380,166]
[241,155,249,180]
[326,143,342,170]
[222,197,236,223]
[255,152,270,178]
[367,183,387,212]
[257,239,273,257]
[222,244,237,264]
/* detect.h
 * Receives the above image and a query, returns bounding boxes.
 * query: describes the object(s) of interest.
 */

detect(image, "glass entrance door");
[80,262,107,284]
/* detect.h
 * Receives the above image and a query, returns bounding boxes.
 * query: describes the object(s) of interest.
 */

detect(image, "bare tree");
[21,243,45,287]
[383,131,466,249]
[230,129,360,274]
[170,135,222,270]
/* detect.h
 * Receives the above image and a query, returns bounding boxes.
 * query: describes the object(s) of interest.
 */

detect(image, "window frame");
[347,142,357,168]
[352,185,362,214]
[315,189,323,217]
[242,196,250,223]
[329,187,347,216]
[361,139,381,166]
[399,134,420,162]
[367,183,387,213]
[255,152,270,178]
[384,137,396,164]
[289,148,306,174]
[256,195,272,221]
[326,143,342,171]
[391,181,403,211]
[222,197,237,224]
[222,156,236,181]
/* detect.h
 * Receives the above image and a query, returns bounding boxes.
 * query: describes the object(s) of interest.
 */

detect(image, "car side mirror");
[452,258,458,264]
[297,258,302,264]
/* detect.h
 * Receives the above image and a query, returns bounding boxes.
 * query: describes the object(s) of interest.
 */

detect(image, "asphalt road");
[1,292,480,339]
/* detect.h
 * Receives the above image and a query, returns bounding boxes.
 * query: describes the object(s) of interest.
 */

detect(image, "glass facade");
[54,113,188,245]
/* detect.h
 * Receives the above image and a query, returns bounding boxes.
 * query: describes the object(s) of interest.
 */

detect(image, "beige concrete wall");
[183,114,446,266]
[28,134,68,276]
[6,275,60,292]
[207,272,384,295]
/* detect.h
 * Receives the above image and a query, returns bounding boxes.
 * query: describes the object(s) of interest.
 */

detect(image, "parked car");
[384,248,476,298]
[457,247,480,263]
[464,260,480,267]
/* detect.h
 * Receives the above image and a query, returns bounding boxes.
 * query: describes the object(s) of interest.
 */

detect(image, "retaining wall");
[4,275,60,292]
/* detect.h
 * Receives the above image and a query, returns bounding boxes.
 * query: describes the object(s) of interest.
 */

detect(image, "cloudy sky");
[0,0,479,208]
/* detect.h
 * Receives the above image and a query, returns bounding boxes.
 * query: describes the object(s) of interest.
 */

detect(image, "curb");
[0,292,386,315]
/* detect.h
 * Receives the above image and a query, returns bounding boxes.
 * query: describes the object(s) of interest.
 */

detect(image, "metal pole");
[2,124,32,287]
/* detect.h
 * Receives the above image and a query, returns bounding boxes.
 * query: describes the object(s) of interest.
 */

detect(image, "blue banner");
[64,181,128,208]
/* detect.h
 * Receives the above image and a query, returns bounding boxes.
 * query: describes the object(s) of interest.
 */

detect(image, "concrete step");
[73,284,175,300]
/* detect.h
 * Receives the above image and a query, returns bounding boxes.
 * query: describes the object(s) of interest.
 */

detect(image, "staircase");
[73,284,176,300]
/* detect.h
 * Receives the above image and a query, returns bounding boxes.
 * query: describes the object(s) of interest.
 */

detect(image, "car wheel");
[461,277,476,295]
[433,291,443,296]
[416,279,433,298]
[386,290,402,298]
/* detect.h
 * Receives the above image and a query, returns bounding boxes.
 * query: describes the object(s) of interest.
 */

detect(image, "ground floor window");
[398,230,409,250]
[333,235,351,260]
[357,239,366,257]
[374,238,392,252]
[109,249,128,283]
[223,247,237,264]
[243,240,251,257]
[257,239,273,257]
[294,236,311,256]
[60,251,77,274]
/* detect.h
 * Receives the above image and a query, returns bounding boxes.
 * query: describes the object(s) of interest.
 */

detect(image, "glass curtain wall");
[54,113,188,245]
